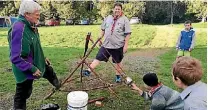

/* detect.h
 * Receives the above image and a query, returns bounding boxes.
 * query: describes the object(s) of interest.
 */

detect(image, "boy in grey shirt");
[131,73,184,110]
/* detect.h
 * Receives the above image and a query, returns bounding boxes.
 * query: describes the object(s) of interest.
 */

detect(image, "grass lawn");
[0,23,206,109]
[158,46,207,91]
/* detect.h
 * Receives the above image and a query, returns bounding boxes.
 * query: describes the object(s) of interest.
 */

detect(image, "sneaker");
[115,75,121,83]
[82,70,91,77]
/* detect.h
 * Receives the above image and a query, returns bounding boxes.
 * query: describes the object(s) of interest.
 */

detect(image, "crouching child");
[131,73,184,110]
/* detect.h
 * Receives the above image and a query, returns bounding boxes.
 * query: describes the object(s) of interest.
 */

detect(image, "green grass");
[0,23,206,109]
[0,46,150,110]
[0,24,157,48]
[0,23,206,48]
[158,46,207,91]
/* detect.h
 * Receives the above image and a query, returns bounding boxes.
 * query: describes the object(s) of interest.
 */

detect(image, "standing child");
[131,73,184,110]
[176,20,196,58]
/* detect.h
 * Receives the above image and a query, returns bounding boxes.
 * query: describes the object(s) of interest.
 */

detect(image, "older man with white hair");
[8,1,60,109]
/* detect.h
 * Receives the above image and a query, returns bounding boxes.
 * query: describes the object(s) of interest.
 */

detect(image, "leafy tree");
[143,1,187,24]
[0,1,19,16]
[39,1,59,20]
[123,1,145,19]
[97,1,114,19]
[0,0,205,24]
[186,0,207,22]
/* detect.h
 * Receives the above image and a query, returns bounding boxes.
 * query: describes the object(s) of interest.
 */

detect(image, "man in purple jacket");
[8,1,60,109]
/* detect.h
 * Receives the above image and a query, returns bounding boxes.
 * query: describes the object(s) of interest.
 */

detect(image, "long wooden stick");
[80,33,91,83]
[89,40,128,79]
[61,37,101,86]
[84,62,119,98]
[88,97,105,104]
[60,85,113,92]
[66,76,80,83]
[44,37,101,100]
[59,83,120,93]
[83,62,112,86]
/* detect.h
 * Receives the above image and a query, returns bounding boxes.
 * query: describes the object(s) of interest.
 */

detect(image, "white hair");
[19,0,41,16]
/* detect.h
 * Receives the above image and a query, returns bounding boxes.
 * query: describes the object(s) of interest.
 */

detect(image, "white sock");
[87,68,91,72]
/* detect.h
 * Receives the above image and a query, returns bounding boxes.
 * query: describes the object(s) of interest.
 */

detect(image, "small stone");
[95,101,103,107]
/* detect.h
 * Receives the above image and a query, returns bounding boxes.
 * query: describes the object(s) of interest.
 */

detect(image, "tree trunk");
[201,17,206,22]
[170,1,174,24]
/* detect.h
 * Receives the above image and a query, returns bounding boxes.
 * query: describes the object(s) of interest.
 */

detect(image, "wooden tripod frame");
[44,34,119,100]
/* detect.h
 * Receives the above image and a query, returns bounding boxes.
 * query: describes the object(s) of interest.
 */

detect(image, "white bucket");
[67,91,88,110]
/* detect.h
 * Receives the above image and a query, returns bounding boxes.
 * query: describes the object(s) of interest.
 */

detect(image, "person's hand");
[131,83,139,91]
[189,48,192,52]
[123,45,128,53]
[99,40,102,47]
[45,58,51,65]
[33,69,41,77]
[131,83,144,95]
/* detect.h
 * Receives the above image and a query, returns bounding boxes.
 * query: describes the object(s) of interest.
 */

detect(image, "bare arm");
[131,83,143,95]
[131,83,150,100]
[99,17,107,45]
[98,30,105,46]
[100,30,105,38]
[123,34,130,53]
[123,17,131,53]
[124,34,130,47]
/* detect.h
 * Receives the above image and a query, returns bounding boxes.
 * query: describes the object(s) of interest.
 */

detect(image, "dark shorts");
[96,46,123,63]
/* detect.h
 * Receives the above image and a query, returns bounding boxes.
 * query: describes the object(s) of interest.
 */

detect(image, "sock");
[87,68,91,72]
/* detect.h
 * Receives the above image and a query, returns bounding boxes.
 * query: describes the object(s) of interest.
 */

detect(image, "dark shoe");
[82,70,91,77]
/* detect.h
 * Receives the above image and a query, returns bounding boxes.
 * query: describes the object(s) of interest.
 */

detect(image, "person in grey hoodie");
[131,73,184,110]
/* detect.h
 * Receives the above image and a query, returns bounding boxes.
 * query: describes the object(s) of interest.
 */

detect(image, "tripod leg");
[80,63,84,89]
[61,37,101,86]
[44,38,101,99]
[83,62,119,98]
